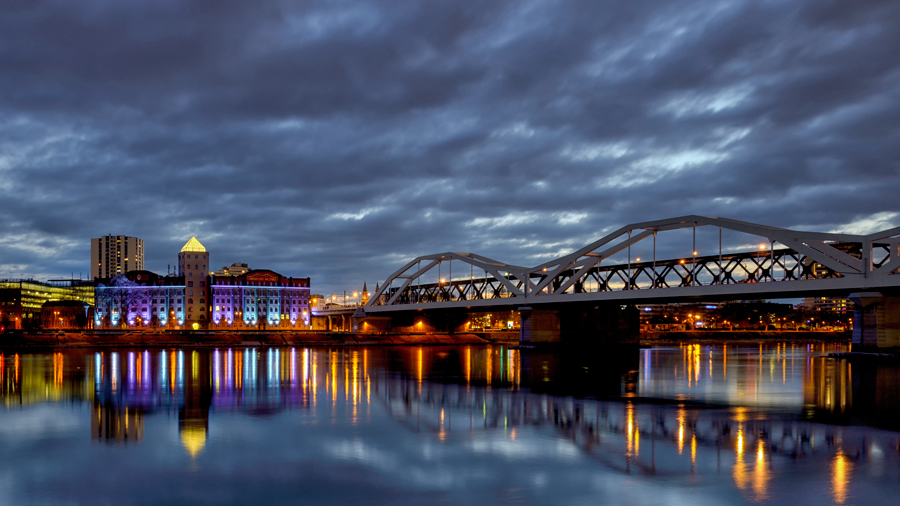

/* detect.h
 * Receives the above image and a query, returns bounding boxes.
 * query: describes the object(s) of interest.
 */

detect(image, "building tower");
[360,282,369,305]
[178,237,209,327]
[91,235,144,280]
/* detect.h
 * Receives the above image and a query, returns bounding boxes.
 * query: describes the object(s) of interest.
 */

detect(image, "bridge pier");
[850,292,900,350]
[519,307,560,344]
[519,304,640,346]
[558,303,640,346]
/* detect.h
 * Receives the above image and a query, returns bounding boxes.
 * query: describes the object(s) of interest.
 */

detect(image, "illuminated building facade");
[802,296,849,314]
[211,270,311,329]
[91,235,144,280]
[178,237,209,327]
[0,279,94,330]
[94,271,185,328]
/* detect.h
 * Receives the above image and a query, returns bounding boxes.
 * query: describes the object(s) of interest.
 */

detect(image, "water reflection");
[0,343,898,504]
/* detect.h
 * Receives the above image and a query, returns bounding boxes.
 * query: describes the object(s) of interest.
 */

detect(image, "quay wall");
[0,330,520,349]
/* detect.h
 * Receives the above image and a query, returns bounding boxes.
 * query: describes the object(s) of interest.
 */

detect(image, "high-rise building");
[91,235,144,280]
[178,237,209,326]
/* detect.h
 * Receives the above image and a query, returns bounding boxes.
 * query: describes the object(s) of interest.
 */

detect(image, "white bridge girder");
[364,215,900,313]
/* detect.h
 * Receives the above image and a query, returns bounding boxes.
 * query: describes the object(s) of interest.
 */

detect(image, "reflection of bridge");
[361,216,900,347]
[372,361,877,502]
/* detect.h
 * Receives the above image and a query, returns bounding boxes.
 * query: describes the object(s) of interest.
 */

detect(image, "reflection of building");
[179,237,210,327]
[41,300,92,329]
[0,279,94,329]
[180,350,211,458]
[92,402,144,443]
[91,235,144,280]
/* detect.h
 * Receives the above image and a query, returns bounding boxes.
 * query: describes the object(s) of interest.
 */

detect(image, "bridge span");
[359,216,900,348]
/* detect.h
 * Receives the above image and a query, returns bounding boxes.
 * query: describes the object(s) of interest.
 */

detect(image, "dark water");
[1,342,899,505]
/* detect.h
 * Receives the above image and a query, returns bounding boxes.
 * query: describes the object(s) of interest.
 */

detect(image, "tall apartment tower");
[91,235,144,280]
[178,237,209,325]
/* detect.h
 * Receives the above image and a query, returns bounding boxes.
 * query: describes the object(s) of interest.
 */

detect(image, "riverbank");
[0,330,521,349]
[642,330,850,345]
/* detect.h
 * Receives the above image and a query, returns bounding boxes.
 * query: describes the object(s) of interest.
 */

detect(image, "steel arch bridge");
[364,215,900,312]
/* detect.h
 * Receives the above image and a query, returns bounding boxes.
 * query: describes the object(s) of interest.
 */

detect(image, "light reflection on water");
[0,343,898,505]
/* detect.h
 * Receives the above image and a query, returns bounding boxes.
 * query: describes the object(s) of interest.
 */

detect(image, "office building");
[1,279,94,330]
[91,235,144,280]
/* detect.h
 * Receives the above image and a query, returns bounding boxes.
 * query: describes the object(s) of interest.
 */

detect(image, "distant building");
[0,279,94,330]
[360,282,369,305]
[92,237,311,331]
[178,237,209,327]
[91,235,144,280]
[212,262,250,277]
[803,296,849,314]
[41,300,92,329]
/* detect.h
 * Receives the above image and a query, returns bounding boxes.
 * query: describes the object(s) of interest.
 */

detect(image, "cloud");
[0,0,899,293]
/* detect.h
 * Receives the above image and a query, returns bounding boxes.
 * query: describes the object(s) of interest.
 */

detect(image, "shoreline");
[0,330,521,349]
[0,329,851,349]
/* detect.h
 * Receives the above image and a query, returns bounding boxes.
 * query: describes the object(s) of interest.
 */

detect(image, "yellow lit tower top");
[181,236,207,253]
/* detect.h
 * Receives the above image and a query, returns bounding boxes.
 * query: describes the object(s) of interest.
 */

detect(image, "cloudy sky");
[2,0,899,295]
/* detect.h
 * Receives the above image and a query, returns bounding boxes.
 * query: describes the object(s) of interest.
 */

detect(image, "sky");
[2,0,899,296]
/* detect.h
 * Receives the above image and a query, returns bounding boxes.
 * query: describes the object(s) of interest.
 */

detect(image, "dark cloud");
[1,0,899,291]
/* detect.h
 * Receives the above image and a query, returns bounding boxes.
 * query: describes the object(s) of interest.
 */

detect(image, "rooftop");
[180,236,207,253]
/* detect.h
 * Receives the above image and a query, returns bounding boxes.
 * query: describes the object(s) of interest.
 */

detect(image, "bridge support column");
[558,303,640,346]
[850,292,900,350]
[519,307,560,344]
[351,309,392,333]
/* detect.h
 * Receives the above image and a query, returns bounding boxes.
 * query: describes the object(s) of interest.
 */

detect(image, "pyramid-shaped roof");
[180,236,207,252]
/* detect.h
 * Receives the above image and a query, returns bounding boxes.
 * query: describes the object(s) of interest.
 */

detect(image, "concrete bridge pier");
[850,292,900,350]
[519,307,560,344]
[519,303,640,346]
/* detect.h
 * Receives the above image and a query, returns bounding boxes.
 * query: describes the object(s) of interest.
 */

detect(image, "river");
[0,341,898,505]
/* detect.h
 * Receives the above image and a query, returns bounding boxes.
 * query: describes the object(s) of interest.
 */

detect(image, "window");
[188,299,193,304]
[200,299,205,304]
[188,291,193,296]
[187,264,191,269]
[189,272,193,277]
[200,281,205,287]
[188,281,193,287]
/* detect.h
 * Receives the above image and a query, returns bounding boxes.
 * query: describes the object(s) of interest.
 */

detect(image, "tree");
[95,275,142,328]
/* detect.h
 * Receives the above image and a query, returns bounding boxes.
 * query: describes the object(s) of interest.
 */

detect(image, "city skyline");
[2,0,899,295]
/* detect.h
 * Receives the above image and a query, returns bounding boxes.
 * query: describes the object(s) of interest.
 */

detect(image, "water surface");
[1,342,898,505]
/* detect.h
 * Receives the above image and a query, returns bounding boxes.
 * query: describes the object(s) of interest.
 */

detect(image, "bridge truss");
[365,216,900,312]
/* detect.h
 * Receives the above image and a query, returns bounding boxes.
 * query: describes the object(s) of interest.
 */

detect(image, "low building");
[0,279,94,330]
[210,270,311,330]
[41,300,92,330]
[94,271,186,329]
